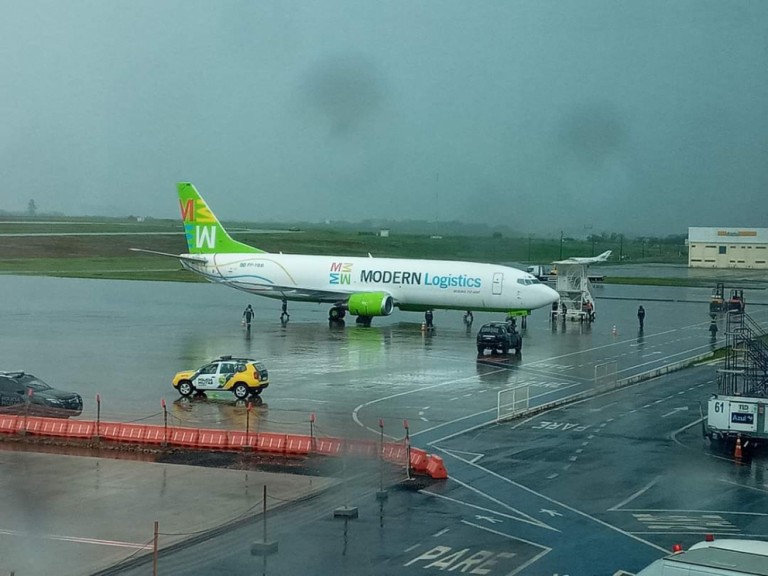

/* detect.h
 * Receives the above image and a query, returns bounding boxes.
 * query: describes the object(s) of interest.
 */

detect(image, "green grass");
[0,217,689,283]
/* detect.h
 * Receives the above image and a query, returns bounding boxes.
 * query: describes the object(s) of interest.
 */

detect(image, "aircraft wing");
[223,280,392,304]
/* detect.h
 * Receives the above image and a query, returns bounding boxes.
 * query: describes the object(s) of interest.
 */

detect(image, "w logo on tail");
[195,225,216,249]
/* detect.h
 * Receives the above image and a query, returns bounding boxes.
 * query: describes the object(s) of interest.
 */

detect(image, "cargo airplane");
[134,183,559,326]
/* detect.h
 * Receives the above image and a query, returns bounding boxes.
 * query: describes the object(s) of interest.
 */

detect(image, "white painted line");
[460,520,552,575]
[0,528,150,549]
[718,479,768,496]
[421,488,555,530]
[608,477,661,511]
[431,448,669,554]
[404,543,420,553]
[441,448,486,463]
[547,473,559,479]
[432,528,449,537]
[619,508,768,516]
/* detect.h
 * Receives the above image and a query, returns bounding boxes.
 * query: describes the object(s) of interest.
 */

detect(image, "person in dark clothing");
[280,299,290,321]
[424,309,434,329]
[709,317,718,340]
[637,305,645,330]
[242,304,255,328]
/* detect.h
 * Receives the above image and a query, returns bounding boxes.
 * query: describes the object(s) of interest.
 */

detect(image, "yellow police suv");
[172,356,269,399]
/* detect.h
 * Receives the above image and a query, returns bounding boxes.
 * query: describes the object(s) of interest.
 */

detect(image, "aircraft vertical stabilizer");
[177,182,264,254]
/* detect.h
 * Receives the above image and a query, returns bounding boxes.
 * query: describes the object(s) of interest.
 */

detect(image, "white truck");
[635,539,768,575]
[705,394,768,442]
[526,264,552,281]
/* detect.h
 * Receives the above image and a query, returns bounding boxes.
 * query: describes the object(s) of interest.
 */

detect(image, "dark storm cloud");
[300,56,386,137]
[558,103,626,169]
[0,1,766,236]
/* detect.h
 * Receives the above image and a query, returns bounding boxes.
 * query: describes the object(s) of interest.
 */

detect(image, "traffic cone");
[420,322,426,332]
[734,436,743,461]
[612,325,617,336]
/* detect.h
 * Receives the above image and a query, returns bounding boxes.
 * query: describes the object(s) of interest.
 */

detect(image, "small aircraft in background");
[554,250,612,265]
[134,183,559,326]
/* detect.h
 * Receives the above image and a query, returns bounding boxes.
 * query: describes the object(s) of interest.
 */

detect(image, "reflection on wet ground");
[1,275,766,441]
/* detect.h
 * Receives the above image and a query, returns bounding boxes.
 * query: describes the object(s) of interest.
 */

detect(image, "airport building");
[688,227,768,269]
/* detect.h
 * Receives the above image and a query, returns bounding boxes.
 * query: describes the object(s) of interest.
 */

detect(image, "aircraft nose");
[538,284,560,308]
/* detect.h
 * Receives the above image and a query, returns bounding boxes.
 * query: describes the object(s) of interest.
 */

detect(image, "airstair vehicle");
[705,309,768,442]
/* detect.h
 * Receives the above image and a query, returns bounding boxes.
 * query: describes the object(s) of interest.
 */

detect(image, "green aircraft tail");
[177,182,265,254]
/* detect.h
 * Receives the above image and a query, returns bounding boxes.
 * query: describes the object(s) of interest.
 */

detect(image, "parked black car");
[476,322,523,355]
[0,371,83,418]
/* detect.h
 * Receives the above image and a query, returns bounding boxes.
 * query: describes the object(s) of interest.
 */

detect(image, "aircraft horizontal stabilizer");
[129,248,208,263]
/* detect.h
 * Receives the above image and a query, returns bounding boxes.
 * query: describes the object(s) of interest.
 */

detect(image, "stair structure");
[717,310,768,397]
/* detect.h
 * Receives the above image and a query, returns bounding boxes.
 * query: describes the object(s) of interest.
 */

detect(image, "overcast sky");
[1,1,766,236]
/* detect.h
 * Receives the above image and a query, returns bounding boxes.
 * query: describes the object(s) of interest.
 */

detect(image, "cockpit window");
[516,278,541,286]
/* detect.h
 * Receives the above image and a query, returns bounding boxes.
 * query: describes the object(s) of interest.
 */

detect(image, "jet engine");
[346,292,394,316]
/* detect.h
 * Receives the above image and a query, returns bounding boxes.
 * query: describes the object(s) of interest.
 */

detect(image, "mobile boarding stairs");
[705,309,768,442]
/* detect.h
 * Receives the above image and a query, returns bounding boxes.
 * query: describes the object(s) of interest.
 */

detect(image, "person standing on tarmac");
[424,309,434,329]
[637,305,646,330]
[709,315,718,340]
[242,304,255,329]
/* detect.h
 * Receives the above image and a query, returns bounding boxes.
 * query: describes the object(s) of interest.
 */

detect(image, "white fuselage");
[182,253,559,313]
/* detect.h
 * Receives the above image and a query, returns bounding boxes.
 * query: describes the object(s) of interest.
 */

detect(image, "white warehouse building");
[688,227,768,269]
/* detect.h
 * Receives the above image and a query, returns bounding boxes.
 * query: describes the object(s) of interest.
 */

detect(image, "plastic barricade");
[0,415,19,434]
[314,437,343,456]
[425,455,448,479]
[228,431,258,450]
[19,416,45,434]
[409,448,429,474]
[118,424,147,443]
[381,443,407,465]
[36,417,70,438]
[169,427,199,448]
[197,429,228,450]
[256,434,286,453]
[345,439,377,458]
[66,420,95,439]
[283,435,312,456]
[142,425,169,445]
[98,423,124,442]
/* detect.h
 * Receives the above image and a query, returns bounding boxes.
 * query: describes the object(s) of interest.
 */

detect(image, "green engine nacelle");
[347,292,394,316]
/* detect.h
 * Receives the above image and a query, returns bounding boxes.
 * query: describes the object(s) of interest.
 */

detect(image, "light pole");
[559,230,564,260]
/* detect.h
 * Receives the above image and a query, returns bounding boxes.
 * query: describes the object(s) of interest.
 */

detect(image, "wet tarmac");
[1,273,767,575]
[3,275,765,440]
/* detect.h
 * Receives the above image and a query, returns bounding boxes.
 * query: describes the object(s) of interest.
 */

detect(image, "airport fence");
[594,360,619,391]
[496,385,530,424]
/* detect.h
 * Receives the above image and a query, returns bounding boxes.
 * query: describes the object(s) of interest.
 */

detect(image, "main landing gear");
[328,305,347,327]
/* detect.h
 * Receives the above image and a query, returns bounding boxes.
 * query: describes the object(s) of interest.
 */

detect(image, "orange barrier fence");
[0,414,448,479]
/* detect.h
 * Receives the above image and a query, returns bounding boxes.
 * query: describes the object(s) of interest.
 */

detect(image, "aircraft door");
[492,272,503,295]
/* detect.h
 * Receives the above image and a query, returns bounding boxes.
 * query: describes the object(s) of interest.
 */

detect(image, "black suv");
[0,371,83,418]
[476,322,523,355]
